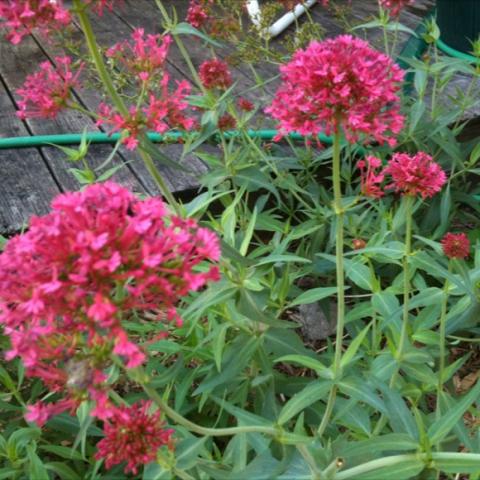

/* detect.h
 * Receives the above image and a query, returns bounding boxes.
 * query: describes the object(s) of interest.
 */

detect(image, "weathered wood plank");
[0,30,144,194]
[0,78,60,234]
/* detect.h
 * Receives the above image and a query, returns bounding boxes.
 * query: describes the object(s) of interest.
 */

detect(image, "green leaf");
[45,462,83,480]
[278,381,331,425]
[338,455,425,480]
[176,436,208,470]
[143,463,172,480]
[193,335,259,394]
[7,428,41,455]
[240,206,258,256]
[145,339,181,354]
[39,445,85,461]
[227,451,282,480]
[171,22,222,47]
[379,386,419,439]
[254,254,311,267]
[234,167,281,203]
[372,291,400,323]
[411,252,468,295]
[289,286,339,307]
[408,288,444,309]
[340,323,371,368]
[213,324,228,372]
[0,365,17,392]
[182,281,236,323]
[274,354,329,374]
[68,168,96,185]
[469,141,480,166]
[345,258,376,291]
[427,380,480,445]
[264,328,317,359]
[432,452,480,474]
[210,395,273,427]
[184,121,218,153]
[0,469,20,480]
[339,378,386,415]
[96,161,130,182]
[340,434,419,458]
[139,137,189,172]
[385,21,417,36]
[26,444,49,480]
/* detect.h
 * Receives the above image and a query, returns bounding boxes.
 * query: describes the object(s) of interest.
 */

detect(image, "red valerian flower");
[199,58,233,90]
[106,29,172,83]
[266,35,404,145]
[357,156,385,198]
[0,0,71,44]
[186,0,209,28]
[379,0,414,17]
[238,97,254,112]
[383,151,446,198]
[95,401,174,474]
[441,232,470,259]
[16,56,82,120]
[85,0,117,15]
[218,113,236,131]
[97,76,194,150]
[0,182,220,425]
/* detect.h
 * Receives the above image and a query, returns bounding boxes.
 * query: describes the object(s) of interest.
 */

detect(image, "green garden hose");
[0,129,333,149]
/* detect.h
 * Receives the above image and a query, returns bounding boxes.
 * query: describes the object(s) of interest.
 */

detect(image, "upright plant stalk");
[317,130,345,437]
[73,0,181,215]
[374,195,414,436]
[396,195,414,362]
[435,270,450,423]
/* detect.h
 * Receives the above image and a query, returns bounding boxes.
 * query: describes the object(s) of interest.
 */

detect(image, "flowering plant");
[0,1,480,479]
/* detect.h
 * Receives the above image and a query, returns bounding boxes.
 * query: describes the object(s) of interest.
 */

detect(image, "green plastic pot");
[437,0,480,54]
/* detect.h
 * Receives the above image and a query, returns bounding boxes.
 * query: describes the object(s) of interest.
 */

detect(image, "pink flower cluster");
[379,0,414,17]
[266,35,404,145]
[107,29,172,83]
[95,401,174,474]
[85,0,117,15]
[358,151,446,199]
[0,182,220,425]
[187,0,209,29]
[97,76,195,150]
[357,156,385,199]
[0,0,71,44]
[199,58,233,90]
[384,151,446,198]
[16,56,82,120]
[441,233,470,260]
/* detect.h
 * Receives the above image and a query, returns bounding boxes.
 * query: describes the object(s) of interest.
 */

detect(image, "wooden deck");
[0,0,435,234]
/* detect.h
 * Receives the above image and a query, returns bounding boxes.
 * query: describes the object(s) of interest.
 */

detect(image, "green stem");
[317,130,344,437]
[334,452,480,480]
[396,195,414,362]
[74,0,181,215]
[435,268,450,425]
[154,0,207,94]
[74,1,128,117]
[374,195,414,436]
[121,365,277,437]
